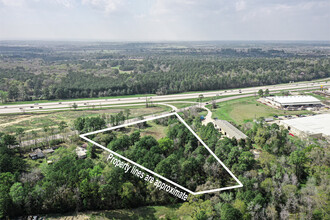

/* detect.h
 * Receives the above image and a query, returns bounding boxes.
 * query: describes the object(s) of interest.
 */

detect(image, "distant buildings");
[263,95,322,110]
[214,120,247,140]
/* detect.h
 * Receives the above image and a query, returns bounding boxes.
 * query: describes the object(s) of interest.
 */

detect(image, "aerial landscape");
[0,0,329,219]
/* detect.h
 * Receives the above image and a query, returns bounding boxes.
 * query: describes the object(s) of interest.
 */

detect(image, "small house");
[29,149,45,160]
[43,148,54,154]
[76,146,87,159]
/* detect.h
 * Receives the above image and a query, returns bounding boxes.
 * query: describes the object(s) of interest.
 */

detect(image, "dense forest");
[0,110,329,219]
[0,42,329,102]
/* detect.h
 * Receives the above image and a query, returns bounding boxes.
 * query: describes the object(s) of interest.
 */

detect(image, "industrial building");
[279,114,330,140]
[263,95,322,110]
[214,120,247,140]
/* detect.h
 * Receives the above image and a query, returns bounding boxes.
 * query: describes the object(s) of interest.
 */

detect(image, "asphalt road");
[1,80,329,114]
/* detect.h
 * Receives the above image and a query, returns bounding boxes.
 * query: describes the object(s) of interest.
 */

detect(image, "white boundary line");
[80,112,243,195]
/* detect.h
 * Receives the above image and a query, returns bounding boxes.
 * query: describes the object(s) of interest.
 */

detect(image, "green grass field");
[115,121,168,141]
[46,204,190,220]
[209,96,310,125]
[140,121,168,140]
[111,65,133,74]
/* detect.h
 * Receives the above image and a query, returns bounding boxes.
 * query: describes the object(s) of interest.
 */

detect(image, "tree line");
[0,56,329,103]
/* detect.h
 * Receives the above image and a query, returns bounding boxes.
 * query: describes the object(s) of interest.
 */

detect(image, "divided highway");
[0,80,329,114]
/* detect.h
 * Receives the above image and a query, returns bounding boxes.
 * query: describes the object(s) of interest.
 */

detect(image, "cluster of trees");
[0,111,329,219]
[74,110,131,133]
[0,133,26,217]
[258,89,270,97]
[74,116,106,133]
[106,116,234,191]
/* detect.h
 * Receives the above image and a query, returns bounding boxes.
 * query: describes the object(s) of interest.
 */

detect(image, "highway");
[0,79,329,114]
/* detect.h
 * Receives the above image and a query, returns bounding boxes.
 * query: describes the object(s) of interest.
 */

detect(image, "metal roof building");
[29,149,45,160]
[264,95,322,108]
[280,114,330,139]
[214,120,247,140]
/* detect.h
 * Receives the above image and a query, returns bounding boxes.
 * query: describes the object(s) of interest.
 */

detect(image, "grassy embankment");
[0,93,156,106]
[306,92,330,101]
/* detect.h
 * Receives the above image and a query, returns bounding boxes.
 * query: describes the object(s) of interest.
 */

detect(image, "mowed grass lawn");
[210,97,310,125]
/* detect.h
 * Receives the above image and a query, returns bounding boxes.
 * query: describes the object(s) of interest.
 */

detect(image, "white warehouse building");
[279,114,330,140]
[264,95,322,109]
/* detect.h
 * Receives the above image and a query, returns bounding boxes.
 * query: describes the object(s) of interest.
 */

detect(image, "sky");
[0,0,329,41]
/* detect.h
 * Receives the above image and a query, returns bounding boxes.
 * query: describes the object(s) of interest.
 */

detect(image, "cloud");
[151,0,230,15]
[0,0,329,41]
[0,0,75,9]
[55,0,75,8]
[235,0,246,11]
[82,0,124,13]
[1,0,26,7]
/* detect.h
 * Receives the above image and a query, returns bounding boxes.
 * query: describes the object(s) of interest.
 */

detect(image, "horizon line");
[1,39,330,43]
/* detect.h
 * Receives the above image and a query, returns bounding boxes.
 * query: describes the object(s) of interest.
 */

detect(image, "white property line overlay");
[80,112,243,195]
